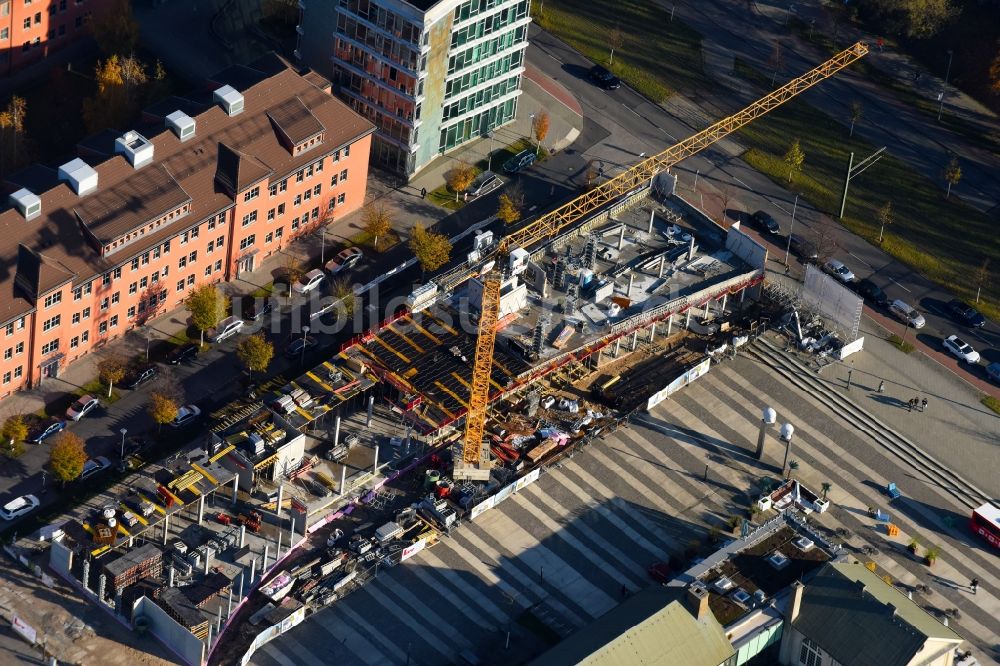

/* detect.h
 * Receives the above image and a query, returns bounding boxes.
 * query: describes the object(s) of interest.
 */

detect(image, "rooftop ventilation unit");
[213,85,244,117]
[165,110,196,141]
[9,188,41,221]
[114,130,154,168]
[58,158,99,196]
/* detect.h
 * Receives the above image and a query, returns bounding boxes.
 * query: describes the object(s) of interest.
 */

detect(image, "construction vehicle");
[450,43,869,481]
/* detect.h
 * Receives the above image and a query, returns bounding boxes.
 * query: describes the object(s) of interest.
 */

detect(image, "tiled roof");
[0,62,375,323]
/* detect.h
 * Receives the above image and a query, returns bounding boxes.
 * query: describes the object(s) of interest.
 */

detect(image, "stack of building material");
[182,572,232,608]
[157,587,209,638]
[102,543,163,594]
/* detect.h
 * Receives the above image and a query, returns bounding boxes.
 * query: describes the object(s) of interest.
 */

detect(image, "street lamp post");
[320,227,327,265]
[144,327,151,362]
[120,428,128,463]
[487,130,496,173]
[300,325,310,366]
[783,194,799,266]
[756,407,777,460]
[780,423,795,477]
[937,49,954,122]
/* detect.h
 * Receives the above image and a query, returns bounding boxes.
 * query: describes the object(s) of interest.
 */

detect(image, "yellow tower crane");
[451,42,869,481]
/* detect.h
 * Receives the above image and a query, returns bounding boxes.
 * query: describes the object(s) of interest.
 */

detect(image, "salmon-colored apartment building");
[0,0,108,75]
[0,58,375,397]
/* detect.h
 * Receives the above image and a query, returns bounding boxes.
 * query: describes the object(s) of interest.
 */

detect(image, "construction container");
[374,522,403,544]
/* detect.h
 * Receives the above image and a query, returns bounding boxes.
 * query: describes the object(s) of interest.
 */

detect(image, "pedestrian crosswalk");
[252,355,999,666]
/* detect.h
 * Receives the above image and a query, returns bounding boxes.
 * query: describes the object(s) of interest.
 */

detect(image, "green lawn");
[426,138,546,211]
[734,94,999,320]
[982,395,1000,415]
[531,0,710,102]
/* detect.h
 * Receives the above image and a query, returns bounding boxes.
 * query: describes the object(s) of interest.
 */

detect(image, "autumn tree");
[867,0,958,38]
[849,100,863,137]
[497,193,522,226]
[134,281,165,326]
[943,155,961,199]
[90,0,140,56]
[1,415,27,458]
[83,55,149,133]
[49,431,87,484]
[876,200,893,243]
[186,284,229,346]
[148,392,179,433]
[97,356,126,398]
[0,96,30,176]
[409,224,453,277]
[236,333,274,382]
[607,26,624,66]
[973,258,990,303]
[446,161,477,202]
[784,138,805,182]
[331,277,358,318]
[362,202,393,251]
[532,111,550,155]
[990,47,1000,95]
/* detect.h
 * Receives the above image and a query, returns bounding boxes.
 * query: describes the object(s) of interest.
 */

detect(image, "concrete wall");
[49,539,73,578]
[725,223,768,270]
[133,596,206,666]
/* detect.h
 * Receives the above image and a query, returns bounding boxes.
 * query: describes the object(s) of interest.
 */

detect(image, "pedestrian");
[921,397,928,412]
[971,578,978,594]
[420,187,427,199]
[907,398,914,412]
[463,191,469,202]
[877,380,885,393]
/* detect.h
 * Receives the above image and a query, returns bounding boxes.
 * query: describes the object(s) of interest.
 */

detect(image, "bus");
[970,502,1000,549]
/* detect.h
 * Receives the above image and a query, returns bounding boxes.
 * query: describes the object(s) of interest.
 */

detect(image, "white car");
[943,335,980,364]
[293,269,326,294]
[823,259,855,284]
[171,404,202,428]
[889,299,926,329]
[80,456,111,480]
[0,494,39,521]
[325,247,364,275]
[66,395,100,421]
[210,316,244,343]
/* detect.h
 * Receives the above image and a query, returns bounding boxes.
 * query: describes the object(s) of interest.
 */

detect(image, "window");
[275,227,283,239]
[217,235,224,247]
[127,306,136,318]
[265,232,273,244]
[343,145,350,157]
[277,203,285,216]
[799,638,825,666]
[131,257,140,270]
[176,279,185,292]
[81,331,88,343]
[15,341,23,355]
[34,11,41,24]
[103,272,112,286]
[241,210,257,227]
[207,240,214,254]
[44,292,62,308]
[331,174,338,186]
[303,189,311,202]
[72,312,80,324]
[42,315,60,332]
[129,282,137,295]
[70,337,78,349]
[152,271,159,283]
[98,321,107,334]
[3,348,9,360]
[153,246,161,259]
[110,315,119,328]
[313,184,321,197]
[190,226,199,239]
[41,340,59,355]
[100,297,109,311]
[4,324,11,336]
[291,216,299,231]
[337,193,346,205]
[214,260,222,272]
[267,208,275,221]
[340,169,348,182]
[188,251,197,263]
[208,216,217,231]
[204,266,212,277]
[23,18,30,30]
[187,275,195,286]
[278,179,287,193]
[140,253,149,266]
[311,207,319,221]
[239,235,255,250]
[2,372,8,384]
[111,291,120,305]
[1,28,9,41]
[180,230,189,244]
[13,365,21,378]
[82,308,90,320]
[139,277,148,289]
[293,194,302,206]
[243,186,260,202]
[315,159,323,172]
[178,256,187,268]
[268,183,277,197]
[295,169,304,183]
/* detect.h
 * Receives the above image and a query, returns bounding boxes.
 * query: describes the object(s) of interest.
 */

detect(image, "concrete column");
[366,395,374,427]
[648,208,655,234]
[262,544,270,572]
[703,301,711,318]
[275,483,284,520]
[618,225,626,250]
[614,338,621,357]
[216,606,223,633]
[333,413,342,446]
[198,495,205,526]
[128,535,134,548]
[631,331,638,351]
[685,310,692,328]
[168,566,175,588]
[372,445,379,475]
[231,474,239,506]
[688,236,695,260]
[97,574,106,603]
[721,293,728,313]
[239,525,246,549]
[204,549,211,575]
[82,559,90,591]
[115,588,124,615]
[206,623,213,649]
[649,321,657,342]
[250,556,257,585]
[340,465,347,497]
[627,273,634,297]
[227,587,234,617]
[740,287,746,303]
[658,257,666,278]
[667,313,673,336]
[162,514,170,546]
[275,531,282,562]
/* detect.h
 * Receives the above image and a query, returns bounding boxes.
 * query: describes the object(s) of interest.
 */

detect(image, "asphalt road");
[524,24,1000,389]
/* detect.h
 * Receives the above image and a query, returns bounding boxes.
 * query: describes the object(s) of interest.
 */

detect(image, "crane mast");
[452,42,869,481]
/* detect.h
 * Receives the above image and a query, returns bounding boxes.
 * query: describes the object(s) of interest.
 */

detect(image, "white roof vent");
[165,110,196,141]
[213,85,244,117]
[58,158,99,196]
[114,130,155,168]
[9,188,41,220]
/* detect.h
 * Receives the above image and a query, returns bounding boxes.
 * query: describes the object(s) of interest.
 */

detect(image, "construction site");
[1,43,878,666]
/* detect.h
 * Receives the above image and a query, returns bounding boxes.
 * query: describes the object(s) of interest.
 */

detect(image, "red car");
[647,562,672,584]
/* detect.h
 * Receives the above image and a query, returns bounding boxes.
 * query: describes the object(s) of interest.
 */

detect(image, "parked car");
[243,297,274,322]
[124,364,158,390]
[0,494,39,521]
[588,65,621,90]
[822,259,855,284]
[325,247,364,276]
[647,561,672,584]
[466,170,501,198]
[947,299,986,328]
[209,316,244,344]
[987,362,1000,384]
[293,269,326,294]
[942,335,980,364]
[286,336,317,358]
[66,395,100,421]
[171,404,202,428]
[165,343,199,365]
[854,279,888,308]
[27,418,66,443]
[502,149,536,174]
[788,234,818,261]
[750,210,780,234]
[80,456,111,481]
[889,299,926,328]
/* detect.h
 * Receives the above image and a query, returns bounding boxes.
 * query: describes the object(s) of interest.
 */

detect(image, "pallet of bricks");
[103,543,164,595]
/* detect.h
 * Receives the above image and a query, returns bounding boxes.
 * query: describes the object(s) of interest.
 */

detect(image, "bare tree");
[608,27,625,66]
[943,156,961,199]
[849,100,863,137]
[876,200,893,243]
[973,258,990,304]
